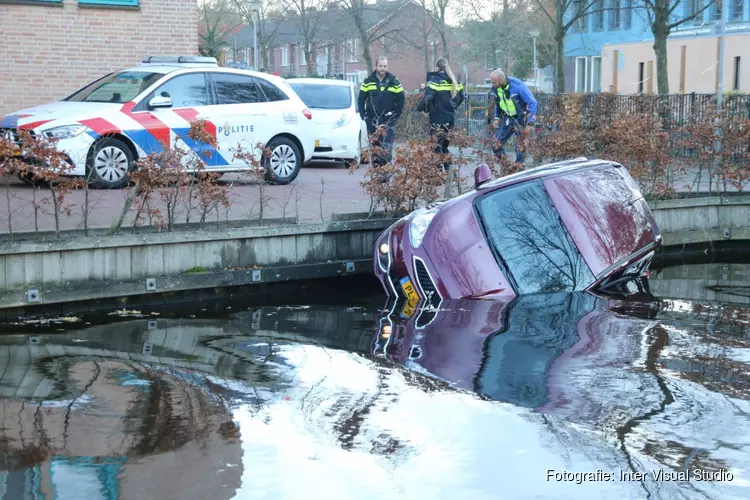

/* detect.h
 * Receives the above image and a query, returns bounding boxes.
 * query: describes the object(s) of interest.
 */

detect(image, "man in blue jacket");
[489,69,538,164]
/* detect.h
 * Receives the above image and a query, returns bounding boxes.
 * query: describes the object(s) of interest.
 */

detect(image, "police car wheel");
[87,138,133,189]
[264,137,301,185]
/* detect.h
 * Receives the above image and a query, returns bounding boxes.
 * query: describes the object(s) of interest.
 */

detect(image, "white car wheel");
[264,137,302,185]
[87,137,133,189]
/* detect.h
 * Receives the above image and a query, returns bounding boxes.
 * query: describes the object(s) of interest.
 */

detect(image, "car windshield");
[65,71,164,103]
[474,180,594,294]
[288,83,352,109]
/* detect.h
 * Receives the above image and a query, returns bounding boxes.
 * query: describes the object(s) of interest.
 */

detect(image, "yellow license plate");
[400,277,420,318]
[315,140,320,148]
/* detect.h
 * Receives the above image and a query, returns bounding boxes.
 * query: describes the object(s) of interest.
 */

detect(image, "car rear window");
[65,71,163,103]
[288,83,352,109]
[474,180,594,294]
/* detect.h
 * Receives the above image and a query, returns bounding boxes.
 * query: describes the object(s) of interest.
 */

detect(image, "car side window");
[151,73,209,108]
[213,73,264,105]
[253,77,289,102]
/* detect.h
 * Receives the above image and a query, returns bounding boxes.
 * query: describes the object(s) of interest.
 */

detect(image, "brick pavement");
[0,158,443,235]
[0,149,744,237]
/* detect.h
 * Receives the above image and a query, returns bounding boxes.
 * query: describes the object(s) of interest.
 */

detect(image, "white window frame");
[575,56,589,92]
[281,45,289,67]
[300,45,307,66]
[590,56,602,92]
[347,38,358,63]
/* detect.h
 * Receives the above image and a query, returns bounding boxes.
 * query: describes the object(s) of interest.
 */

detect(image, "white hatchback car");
[0,56,316,189]
[286,78,369,166]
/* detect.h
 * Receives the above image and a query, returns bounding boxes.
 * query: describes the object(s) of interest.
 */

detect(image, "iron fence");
[458,93,750,131]
[453,92,750,156]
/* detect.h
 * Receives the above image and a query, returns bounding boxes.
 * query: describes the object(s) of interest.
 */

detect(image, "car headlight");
[409,210,437,248]
[43,125,87,139]
[332,113,352,129]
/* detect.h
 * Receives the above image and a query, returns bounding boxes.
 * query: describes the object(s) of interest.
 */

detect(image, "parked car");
[373,158,662,316]
[286,78,369,166]
[0,55,316,189]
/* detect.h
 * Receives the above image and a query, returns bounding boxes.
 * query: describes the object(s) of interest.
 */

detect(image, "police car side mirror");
[148,95,173,109]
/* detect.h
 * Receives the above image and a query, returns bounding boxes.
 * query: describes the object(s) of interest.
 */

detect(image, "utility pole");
[530,30,540,91]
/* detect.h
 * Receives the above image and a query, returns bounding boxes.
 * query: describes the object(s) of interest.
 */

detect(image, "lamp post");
[716,0,726,109]
[248,2,262,70]
[529,30,540,91]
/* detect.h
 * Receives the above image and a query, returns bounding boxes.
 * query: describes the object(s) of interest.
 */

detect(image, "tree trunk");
[305,45,315,76]
[555,33,565,93]
[440,28,449,61]
[653,33,669,94]
[360,31,374,73]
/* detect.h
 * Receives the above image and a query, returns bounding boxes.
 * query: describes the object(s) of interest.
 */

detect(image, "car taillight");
[302,109,312,120]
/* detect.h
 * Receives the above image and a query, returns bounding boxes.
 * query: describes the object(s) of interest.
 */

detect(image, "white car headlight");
[409,211,437,248]
[332,113,352,129]
[43,125,87,139]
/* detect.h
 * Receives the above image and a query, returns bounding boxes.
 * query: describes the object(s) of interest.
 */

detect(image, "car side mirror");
[148,95,172,109]
[474,164,493,189]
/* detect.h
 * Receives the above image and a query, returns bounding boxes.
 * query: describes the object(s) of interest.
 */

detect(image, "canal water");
[0,263,748,500]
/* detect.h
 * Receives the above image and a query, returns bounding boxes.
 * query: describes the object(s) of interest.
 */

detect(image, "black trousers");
[429,119,454,170]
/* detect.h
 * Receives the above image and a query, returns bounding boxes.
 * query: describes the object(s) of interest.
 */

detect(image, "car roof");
[287,78,352,86]
[483,158,618,191]
[123,65,287,83]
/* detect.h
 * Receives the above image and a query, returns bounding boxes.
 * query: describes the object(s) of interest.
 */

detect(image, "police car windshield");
[65,71,163,103]
[288,83,351,109]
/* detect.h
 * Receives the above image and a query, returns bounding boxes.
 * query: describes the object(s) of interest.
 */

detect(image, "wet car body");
[374,158,662,316]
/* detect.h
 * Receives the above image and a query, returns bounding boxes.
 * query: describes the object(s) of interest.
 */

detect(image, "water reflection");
[0,267,748,499]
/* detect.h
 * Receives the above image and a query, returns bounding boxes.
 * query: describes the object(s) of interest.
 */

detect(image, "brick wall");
[0,0,198,116]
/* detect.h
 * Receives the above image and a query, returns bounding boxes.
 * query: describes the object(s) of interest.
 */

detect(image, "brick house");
[224,0,491,91]
[0,0,198,116]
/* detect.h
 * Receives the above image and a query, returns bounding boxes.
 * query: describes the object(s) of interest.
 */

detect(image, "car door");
[208,72,267,167]
[132,71,229,168]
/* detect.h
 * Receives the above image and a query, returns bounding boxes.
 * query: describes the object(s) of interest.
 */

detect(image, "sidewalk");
[0,151,744,237]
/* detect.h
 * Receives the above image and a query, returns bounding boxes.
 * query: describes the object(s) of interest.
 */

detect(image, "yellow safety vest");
[496,85,517,117]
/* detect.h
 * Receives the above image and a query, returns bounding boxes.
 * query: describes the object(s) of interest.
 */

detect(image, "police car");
[0,56,316,189]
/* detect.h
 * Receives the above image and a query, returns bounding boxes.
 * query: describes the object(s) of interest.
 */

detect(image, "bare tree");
[460,0,534,74]
[531,0,605,92]
[390,0,436,72]
[199,0,243,58]
[279,0,330,75]
[335,0,411,73]
[639,0,715,94]
[428,0,452,61]
[233,0,283,69]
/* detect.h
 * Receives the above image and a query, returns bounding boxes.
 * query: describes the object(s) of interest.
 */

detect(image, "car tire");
[87,137,133,189]
[17,171,50,187]
[264,136,301,185]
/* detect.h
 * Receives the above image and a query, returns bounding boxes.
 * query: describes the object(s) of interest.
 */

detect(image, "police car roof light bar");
[141,56,218,65]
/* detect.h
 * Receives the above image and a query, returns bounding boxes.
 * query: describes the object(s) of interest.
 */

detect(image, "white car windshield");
[288,83,352,109]
[65,71,164,103]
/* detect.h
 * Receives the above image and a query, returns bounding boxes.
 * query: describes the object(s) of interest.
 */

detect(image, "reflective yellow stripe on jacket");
[496,86,517,116]
[387,84,404,93]
[427,82,464,92]
[360,82,377,92]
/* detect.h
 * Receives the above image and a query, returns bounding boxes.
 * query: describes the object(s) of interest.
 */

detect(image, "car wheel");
[87,137,133,189]
[17,171,50,187]
[264,137,301,185]
[345,150,361,169]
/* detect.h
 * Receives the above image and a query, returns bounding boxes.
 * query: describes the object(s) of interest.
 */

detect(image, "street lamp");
[247,2,262,70]
[529,30,540,91]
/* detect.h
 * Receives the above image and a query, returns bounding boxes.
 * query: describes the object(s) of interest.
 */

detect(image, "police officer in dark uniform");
[357,56,405,167]
[417,57,466,171]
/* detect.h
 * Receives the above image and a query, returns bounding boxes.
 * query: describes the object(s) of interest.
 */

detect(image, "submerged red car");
[373,158,662,316]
